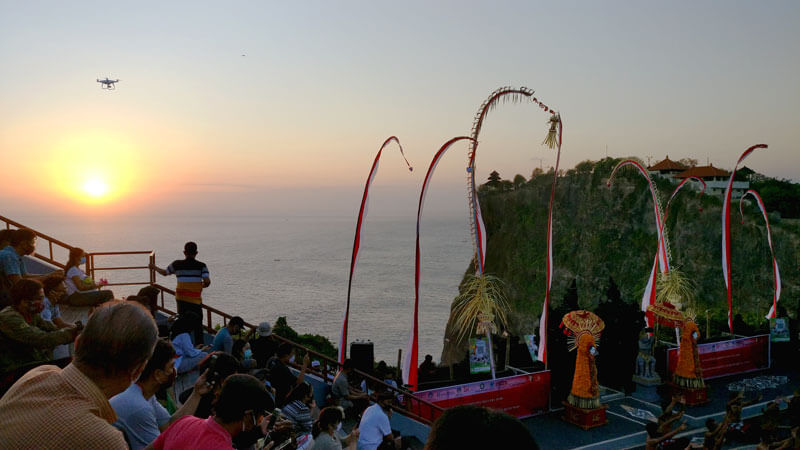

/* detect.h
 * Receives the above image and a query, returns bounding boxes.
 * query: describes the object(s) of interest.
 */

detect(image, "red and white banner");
[721,144,767,334]
[538,116,563,366]
[340,137,412,363]
[608,160,668,327]
[738,189,781,319]
[403,136,474,390]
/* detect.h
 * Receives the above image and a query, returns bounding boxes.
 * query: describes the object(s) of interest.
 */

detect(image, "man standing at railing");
[150,242,210,345]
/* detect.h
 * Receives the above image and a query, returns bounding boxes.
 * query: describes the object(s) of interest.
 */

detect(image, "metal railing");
[1,215,73,269]
[2,214,445,424]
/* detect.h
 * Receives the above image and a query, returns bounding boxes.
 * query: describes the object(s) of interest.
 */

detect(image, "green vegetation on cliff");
[442,157,799,363]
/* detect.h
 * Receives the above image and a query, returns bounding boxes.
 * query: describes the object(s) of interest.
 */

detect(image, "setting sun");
[43,131,143,206]
[83,178,108,198]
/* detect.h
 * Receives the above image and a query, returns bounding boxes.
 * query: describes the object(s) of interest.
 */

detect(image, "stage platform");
[523,367,799,450]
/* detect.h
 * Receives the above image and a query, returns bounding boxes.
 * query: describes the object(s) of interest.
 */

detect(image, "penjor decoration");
[403,136,475,389]
[339,137,412,363]
[608,162,705,328]
[405,86,562,387]
[721,144,767,334]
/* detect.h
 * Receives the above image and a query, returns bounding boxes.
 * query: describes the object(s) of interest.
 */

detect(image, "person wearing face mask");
[64,247,115,307]
[311,407,359,450]
[41,276,84,360]
[146,374,275,450]
[0,300,158,449]
[0,279,79,386]
[111,339,213,450]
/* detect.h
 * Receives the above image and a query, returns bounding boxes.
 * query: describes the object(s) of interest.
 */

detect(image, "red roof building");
[674,164,730,180]
[648,156,687,173]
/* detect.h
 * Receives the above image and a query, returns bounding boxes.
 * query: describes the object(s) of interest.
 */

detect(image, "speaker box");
[350,340,374,374]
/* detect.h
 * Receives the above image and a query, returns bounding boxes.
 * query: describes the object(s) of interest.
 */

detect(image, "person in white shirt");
[357,392,398,450]
[63,247,113,307]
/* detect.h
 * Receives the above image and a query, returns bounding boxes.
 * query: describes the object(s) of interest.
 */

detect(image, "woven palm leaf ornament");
[560,310,605,352]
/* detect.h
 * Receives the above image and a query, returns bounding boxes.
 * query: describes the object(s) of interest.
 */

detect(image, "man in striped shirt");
[150,242,210,344]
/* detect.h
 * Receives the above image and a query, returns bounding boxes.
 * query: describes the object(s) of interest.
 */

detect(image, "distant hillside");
[441,157,800,363]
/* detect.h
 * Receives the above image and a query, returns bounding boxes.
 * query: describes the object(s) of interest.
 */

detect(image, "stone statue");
[633,328,660,386]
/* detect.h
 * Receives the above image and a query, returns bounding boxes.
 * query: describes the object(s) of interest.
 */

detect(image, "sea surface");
[21,214,473,366]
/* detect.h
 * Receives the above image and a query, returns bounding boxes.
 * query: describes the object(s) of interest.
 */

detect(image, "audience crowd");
[10,228,800,449]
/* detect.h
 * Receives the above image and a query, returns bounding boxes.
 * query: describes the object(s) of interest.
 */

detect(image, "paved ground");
[524,367,799,449]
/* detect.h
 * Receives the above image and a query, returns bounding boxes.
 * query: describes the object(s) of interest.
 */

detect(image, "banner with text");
[667,335,770,379]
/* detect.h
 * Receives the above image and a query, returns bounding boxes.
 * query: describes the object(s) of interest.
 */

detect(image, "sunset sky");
[1,1,798,218]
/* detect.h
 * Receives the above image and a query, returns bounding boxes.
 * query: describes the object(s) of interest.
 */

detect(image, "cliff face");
[441,158,800,364]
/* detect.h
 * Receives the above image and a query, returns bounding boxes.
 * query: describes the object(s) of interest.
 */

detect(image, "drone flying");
[97,77,120,90]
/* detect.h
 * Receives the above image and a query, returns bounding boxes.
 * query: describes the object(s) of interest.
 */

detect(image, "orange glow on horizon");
[44,131,143,206]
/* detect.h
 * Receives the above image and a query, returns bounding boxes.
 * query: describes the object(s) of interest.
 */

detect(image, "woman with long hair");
[63,247,114,307]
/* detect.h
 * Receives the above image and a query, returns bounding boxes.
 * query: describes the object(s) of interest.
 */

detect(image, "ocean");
[21,214,473,366]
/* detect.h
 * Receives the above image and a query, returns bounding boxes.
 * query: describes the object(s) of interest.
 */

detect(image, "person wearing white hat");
[249,321,277,368]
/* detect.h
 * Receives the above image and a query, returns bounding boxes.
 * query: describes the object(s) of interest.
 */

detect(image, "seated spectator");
[41,276,79,359]
[130,285,169,336]
[249,321,278,368]
[331,358,369,415]
[383,370,398,390]
[0,279,78,383]
[424,405,538,450]
[282,381,317,435]
[212,316,243,353]
[418,354,437,382]
[232,339,256,370]
[148,374,275,450]
[170,312,209,374]
[357,391,401,450]
[178,352,241,419]
[111,339,212,450]
[64,247,114,307]
[266,342,310,407]
[0,229,12,249]
[311,406,359,450]
[0,300,158,448]
[0,229,63,306]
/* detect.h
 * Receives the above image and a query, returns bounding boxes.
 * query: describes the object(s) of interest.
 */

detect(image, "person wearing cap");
[150,242,210,345]
[249,321,278,368]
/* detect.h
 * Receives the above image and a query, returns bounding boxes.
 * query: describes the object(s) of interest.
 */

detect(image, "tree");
[678,158,698,168]
[575,160,594,175]
[513,174,526,190]
[500,179,513,192]
[530,167,544,179]
[487,170,502,190]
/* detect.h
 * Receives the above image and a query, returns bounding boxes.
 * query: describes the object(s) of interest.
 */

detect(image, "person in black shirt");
[266,343,309,407]
[249,322,278,368]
